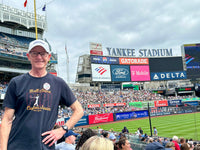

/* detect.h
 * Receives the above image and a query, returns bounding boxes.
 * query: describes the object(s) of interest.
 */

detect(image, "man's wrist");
[61,125,68,133]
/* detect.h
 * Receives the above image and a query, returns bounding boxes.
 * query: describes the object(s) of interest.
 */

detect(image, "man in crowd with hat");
[55,130,79,150]
[0,39,83,150]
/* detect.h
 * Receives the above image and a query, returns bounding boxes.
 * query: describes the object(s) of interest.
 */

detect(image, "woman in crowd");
[75,128,97,150]
[81,136,114,150]
[180,143,190,150]
[115,137,132,150]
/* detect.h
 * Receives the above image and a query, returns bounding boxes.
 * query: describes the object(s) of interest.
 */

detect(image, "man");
[55,130,79,150]
[109,133,116,143]
[172,136,180,150]
[0,39,84,150]
[139,127,143,135]
[162,137,169,147]
[153,127,158,136]
[121,126,129,133]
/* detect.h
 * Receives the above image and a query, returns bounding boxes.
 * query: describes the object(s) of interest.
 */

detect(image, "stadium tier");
[0,4,58,107]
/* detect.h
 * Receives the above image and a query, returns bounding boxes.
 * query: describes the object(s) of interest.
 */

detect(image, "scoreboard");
[175,87,194,93]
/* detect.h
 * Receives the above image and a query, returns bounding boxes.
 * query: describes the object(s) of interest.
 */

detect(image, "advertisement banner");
[115,110,148,121]
[90,55,119,64]
[184,101,199,106]
[154,100,168,107]
[103,103,126,107]
[130,65,150,81]
[151,71,187,81]
[55,118,65,126]
[185,110,193,113]
[119,58,149,65]
[90,50,103,55]
[91,64,111,81]
[129,102,143,108]
[65,116,89,127]
[90,42,102,51]
[111,65,131,82]
[101,84,121,90]
[182,97,200,101]
[168,100,182,106]
[163,112,171,115]
[142,101,155,108]
[89,113,114,124]
[88,104,101,108]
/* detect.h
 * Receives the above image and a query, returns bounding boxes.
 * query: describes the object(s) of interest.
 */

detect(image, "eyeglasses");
[30,52,49,57]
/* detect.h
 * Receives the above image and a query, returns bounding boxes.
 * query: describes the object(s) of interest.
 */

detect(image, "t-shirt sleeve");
[59,80,76,107]
[55,143,62,150]
[3,79,17,109]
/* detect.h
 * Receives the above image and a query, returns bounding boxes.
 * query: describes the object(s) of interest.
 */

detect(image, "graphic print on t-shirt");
[26,83,52,112]
[33,95,39,107]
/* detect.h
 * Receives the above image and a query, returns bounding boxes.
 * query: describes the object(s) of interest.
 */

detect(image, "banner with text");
[90,55,119,64]
[65,116,89,127]
[154,100,168,107]
[88,104,101,108]
[142,101,155,108]
[103,103,126,107]
[151,71,187,81]
[55,118,65,126]
[88,113,114,124]
[119,58,149,65]
[130,65,150,81]
[168,100,182,106]
[115,110,149,121]
[129,102,143,108]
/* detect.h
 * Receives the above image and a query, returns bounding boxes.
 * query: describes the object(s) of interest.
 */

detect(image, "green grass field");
[90,113,200,140]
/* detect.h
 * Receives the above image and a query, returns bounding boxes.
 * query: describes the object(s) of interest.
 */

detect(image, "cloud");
[7,0,200,83]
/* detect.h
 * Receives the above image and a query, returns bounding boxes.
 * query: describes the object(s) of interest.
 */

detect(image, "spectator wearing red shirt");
[172,136,180,150]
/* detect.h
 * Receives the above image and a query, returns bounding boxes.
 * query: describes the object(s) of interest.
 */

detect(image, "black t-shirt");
[3,73,76,150]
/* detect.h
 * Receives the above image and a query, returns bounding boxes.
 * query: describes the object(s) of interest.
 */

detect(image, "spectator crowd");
[57,89,194,118]
[53,125,200,150]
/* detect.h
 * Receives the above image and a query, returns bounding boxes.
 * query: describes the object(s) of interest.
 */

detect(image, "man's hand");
[41,127,65,147]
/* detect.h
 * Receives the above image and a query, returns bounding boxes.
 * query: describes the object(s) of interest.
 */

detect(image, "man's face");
[122,140,131,150]
[27,46,51,70]
[69,135,76,144]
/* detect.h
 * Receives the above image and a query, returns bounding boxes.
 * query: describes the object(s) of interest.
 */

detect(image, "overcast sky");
[5,0,200,83]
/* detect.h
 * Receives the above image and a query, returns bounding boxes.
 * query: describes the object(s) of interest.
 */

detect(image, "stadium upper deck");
[0,4,58,106]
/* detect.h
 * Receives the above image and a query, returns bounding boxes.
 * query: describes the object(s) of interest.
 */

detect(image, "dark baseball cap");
[64,130,79,138]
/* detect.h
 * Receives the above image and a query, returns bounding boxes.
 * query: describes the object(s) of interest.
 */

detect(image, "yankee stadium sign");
[106,47,173,57]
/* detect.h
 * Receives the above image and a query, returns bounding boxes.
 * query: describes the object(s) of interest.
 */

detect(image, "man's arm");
[0,107,15,150]
[64,100,84,129]
[42,100,83,147]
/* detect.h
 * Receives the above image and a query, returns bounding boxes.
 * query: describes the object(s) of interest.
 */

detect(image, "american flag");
[95,67,107,75]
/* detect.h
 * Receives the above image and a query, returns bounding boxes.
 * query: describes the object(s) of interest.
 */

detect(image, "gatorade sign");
[151,71,187,81]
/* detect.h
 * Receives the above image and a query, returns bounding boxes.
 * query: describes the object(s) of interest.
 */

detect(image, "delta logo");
[95,67,107,75]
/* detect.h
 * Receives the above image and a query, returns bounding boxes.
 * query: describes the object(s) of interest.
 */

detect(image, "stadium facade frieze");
[106,47,173,57]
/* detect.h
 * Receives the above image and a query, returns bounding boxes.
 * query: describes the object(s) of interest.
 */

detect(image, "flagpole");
[65,44,70,83]
[34,0,38,39]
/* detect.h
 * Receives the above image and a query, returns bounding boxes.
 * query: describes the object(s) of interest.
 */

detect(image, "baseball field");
[89,112,200,140]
